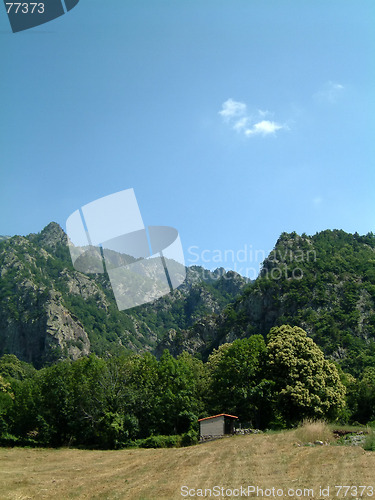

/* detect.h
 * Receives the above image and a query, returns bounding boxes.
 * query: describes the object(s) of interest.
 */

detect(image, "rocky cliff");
[157,230,375,374]
[2,224,374,373]
[0,223,247,366]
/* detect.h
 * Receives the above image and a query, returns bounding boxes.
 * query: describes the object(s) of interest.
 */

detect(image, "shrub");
[294,419,334,445]
[136,434,181,449]
[180,430,198,447]
[0,432,38,447]
[362,429,375,451]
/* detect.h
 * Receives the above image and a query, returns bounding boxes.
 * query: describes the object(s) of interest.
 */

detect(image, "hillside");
[1,429,375,500]
[1,224,374,374]
[0,223,247,367]
[159,230,375,375]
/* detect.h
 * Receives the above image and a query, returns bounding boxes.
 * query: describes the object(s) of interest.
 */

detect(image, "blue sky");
[1,0,374,277]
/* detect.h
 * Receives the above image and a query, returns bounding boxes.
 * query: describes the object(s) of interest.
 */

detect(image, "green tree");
[0,354,35,380]
[8,354,142,448]
[206,336,271,427]
[0,375,14,436]
[33,361,78,446]
[7,376,40,441]
[348,367,375,424]
[152,350,202,435]
[62,354,140,448]
[129,352,159,438]
[266,325,346,426]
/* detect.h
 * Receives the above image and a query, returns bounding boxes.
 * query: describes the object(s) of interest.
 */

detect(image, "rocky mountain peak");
[37,222,68,249]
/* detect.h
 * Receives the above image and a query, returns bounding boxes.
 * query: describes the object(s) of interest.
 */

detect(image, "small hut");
[198,413,238,441]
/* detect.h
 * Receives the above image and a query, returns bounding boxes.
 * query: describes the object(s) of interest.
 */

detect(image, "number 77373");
[6,3,45,14]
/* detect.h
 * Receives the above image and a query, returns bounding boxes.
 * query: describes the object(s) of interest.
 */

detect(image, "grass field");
[1,428,375,500]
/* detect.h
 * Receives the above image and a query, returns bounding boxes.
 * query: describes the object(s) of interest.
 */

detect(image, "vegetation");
[206,335,269,427]
[202,230,375,376]
[363,428,375,451]
[0,224,245,365]
[266,325,346,426]
[0,325,371,450]
[294,419,334,445]
[1,224,375,452]
[2,429,375,500]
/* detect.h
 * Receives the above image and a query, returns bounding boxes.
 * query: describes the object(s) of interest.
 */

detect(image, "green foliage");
[135,434,181,448]
[1,226,244,366]
[149,350,203,436]
[362,429,375,451]
[199,230,375,377]
[0,327,373,449]
[266,325,346,426]
[0,375,14,430]
[180,429,199,446]
[0,351,206,449]
[206,336,272,427]
[0,355,35,380]
[133,431,198,448]
[347,367,375,424]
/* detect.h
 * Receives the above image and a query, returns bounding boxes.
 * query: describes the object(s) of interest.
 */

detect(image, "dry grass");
[294,419,334,445]
[1,431,375,499]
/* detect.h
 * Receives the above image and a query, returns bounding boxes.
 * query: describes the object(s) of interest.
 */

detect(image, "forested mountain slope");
[1,223,374,375]
[0,223,246,367]
[160,230,375,375]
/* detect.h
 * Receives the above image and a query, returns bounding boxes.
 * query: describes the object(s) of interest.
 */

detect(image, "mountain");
[158,230,375,375]
[0,223,247,367]
[1,224,374,375]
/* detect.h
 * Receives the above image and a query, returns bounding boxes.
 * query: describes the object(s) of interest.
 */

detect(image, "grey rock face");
[0,223,246,366]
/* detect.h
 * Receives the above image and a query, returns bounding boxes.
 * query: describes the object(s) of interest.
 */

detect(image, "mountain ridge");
[0,222,247,367]
[157,229,375,374]
[1,223,374,375]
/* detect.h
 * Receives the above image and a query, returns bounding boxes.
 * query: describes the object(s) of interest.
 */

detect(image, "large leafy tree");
[151,350,203,435]
[8,355,140,448]
[266,325,346,425]
[0,375,14,435]
[206,336,272,427]
[348,367,375,424]
[73,354,140,448]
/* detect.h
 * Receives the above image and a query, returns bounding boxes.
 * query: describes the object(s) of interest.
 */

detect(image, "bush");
[294,419,334,445]
[0,432,39,447]
[0,432,19,447]
[363,429,375,451]
[136,434,181,449]
[180,430,198,447]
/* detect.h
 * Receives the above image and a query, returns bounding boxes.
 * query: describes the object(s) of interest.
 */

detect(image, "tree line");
[1,325,374,449]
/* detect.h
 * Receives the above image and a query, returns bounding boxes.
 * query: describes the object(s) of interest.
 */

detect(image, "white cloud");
[257,109,271,118]
[219,98,247,119]
[245,120,284,136]
[233,117,249,131]
[314,81,345,104]
[219,99,288,138]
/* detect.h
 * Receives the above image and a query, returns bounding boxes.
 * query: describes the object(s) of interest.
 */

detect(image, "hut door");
[224,418,233,435]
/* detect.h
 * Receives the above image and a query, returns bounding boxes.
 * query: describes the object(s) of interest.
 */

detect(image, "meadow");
[1,424,375,500]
